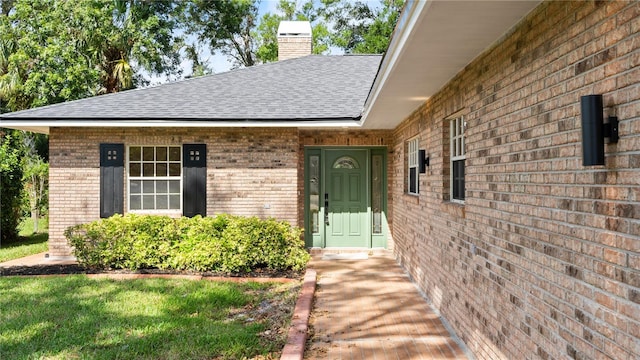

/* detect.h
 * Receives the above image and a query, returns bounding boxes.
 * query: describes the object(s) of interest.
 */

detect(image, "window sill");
[440,201,465,218]
[127,210,183,218]
[404,192,420,204]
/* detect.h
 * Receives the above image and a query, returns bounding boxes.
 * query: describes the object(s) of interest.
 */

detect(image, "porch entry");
[305,148,388,248]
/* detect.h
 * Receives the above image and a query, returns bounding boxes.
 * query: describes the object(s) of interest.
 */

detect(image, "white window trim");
[450,115,466,203]
[407,137,419,195]
[126,145,183,215]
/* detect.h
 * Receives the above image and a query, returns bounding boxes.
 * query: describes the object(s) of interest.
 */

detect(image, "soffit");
[362,0,541,129]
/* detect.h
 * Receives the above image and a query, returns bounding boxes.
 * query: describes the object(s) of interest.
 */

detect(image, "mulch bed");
[0,264,304,278]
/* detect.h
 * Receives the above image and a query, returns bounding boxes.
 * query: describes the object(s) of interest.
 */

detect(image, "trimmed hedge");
[65,214,310,272]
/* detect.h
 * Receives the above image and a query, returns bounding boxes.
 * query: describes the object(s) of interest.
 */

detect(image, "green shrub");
[65,214,310,272]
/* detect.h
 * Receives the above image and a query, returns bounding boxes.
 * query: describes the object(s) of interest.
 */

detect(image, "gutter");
[0,117,364,135]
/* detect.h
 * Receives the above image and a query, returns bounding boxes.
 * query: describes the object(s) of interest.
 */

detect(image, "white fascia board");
[0,119,363,134]
[359,0,430,127]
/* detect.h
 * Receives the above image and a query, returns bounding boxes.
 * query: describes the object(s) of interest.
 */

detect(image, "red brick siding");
[48,127,299,257]
[392,1,639,359]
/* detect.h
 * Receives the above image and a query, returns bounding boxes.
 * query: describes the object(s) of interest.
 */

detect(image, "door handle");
[324,193,329,225]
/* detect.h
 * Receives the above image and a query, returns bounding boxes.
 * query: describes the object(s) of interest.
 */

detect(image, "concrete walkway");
[306,252,470,360]
[0,252,76,267]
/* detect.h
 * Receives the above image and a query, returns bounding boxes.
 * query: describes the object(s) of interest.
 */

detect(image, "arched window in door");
[333,156,359,169]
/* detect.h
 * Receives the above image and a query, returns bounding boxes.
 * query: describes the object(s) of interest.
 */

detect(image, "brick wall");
[49,127,299,257]
[391,1,639,359]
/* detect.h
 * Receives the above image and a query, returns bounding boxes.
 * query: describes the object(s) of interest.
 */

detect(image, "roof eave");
[361,0,541,130]
[0,117,364,134]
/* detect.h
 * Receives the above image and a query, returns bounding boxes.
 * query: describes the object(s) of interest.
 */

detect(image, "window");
[407,137,419,195]
[128,146,181,211]
[372,154,383,234]
[333,156,359,169]
[450,116,465,202]
[308,155,320,234]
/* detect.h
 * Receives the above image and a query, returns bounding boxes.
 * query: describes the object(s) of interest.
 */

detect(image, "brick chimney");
[277,21,312,61]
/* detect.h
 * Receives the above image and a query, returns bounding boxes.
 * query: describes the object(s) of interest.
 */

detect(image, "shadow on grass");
[1,232,48,248]
[0,276,278,360]
[0,233,49,263]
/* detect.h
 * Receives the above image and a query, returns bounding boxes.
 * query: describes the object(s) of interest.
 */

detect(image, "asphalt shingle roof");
[0,55,382,121]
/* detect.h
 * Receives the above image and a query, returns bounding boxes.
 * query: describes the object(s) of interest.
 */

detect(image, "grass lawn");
[0,218,49,263]
[0,276,299,359]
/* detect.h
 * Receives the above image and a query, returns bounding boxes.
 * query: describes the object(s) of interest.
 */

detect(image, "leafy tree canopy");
[0,0,183,112]
[185,0,404,68]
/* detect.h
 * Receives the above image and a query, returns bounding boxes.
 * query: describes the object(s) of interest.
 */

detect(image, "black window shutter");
[100,143,124,218]
[183,144,207,217]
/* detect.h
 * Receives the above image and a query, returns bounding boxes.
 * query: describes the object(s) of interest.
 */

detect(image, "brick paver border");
[281,268,317,360]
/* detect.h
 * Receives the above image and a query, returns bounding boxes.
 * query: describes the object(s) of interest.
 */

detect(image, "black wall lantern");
[580,94,618,166]
[418,149,429,173]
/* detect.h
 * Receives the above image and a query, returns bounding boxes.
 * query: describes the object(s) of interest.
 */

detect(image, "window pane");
[156,180,168,194]
[143,195,155,209]
[169,163,180,176]
[156,147,167,161]
[156,163,167,177]
[156,195,169,209]
[143,163,154,177]
[169,180,180,193]
[129,147,141,161]
[309,155,319,234]
[142,180,155,194]
[169,195,180,209]
[169,147,180,161]
[130,180,141,194]
[409,168,417,194]
[372,155,383,234]
[453,160,465,200]
[129,163,141,177]
[333,156,358,169]
[130,195,141,210]
[143,147,155,161]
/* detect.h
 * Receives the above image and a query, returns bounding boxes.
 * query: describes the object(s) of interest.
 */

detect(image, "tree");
[183,0,261,69]
[0,0,183,112]
[186,0,404,70]
[255,0,330,63]
[0,0,13,16]
[91,0,183,93]
[22,155,48,234]
[0,128,25,245]
[183,44,213,78]
[319,0,404,55]
[22,133,48,233]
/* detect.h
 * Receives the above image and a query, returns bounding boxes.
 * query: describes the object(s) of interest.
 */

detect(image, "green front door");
[324,149,368,247]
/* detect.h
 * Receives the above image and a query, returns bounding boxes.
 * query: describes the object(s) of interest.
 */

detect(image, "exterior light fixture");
[580,94,618,166]
[419,150,429,173]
